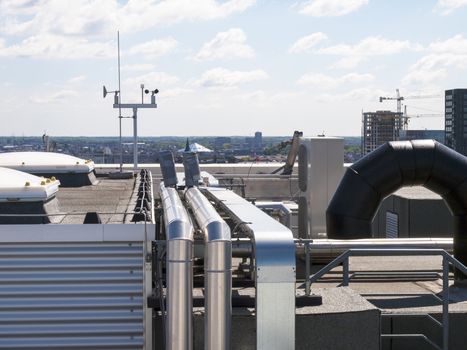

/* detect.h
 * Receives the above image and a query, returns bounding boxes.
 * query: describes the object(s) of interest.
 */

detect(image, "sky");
[0,0,466,137]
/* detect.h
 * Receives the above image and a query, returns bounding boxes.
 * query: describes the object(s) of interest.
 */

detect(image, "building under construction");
[361,110,405,155]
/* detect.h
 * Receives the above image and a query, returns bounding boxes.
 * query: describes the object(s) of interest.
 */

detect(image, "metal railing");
[305,247,467,350]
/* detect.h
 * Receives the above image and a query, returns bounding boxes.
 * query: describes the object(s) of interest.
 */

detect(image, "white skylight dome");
[0,167,60,202]
[0,152,95,174]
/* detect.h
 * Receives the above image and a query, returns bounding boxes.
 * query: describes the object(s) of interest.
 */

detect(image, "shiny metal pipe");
[160,183,194,350]
[185,187,231,350]
[229,237,453,260]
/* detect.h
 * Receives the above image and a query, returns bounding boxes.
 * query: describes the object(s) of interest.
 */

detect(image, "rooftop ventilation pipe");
[184,187,232,350]
[326,140,467,280]
[160,183,194,350]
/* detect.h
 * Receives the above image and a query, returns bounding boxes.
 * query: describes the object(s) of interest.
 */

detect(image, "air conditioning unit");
[298,137,344,238]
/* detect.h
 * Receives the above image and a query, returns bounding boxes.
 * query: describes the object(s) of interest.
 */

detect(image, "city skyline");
[1,0,466,136]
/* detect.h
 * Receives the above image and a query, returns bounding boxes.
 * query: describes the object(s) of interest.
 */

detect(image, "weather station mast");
[103,31,159,174]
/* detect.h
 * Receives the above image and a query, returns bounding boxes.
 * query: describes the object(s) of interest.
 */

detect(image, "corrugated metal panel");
[0,242,145,350]
[386,212,398,239]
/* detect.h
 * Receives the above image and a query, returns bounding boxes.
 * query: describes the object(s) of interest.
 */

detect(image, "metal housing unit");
[298,137,344,238]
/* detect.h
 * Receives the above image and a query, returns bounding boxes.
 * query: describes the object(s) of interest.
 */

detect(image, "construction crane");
[379,89,442,114]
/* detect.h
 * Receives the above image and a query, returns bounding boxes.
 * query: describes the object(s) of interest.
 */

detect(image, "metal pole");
[117,31,123,173]
[442,256,449,350]
[133,107,138,171]
[343,257,349,286]
[305,242,310,296]
[119,116,123,170]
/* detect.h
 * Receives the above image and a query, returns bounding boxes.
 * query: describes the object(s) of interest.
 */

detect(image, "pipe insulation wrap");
[326,140,467,280]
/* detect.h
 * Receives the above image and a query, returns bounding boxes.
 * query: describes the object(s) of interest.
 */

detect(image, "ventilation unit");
[298,137,344,239]
[0,152,96,187]
[0,167,61,224]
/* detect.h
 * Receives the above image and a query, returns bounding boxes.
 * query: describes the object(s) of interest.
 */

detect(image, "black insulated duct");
[326,140,467,281]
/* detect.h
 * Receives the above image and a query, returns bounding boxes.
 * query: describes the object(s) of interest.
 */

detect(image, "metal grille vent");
[386,212,398,239]
[0,242,145,350]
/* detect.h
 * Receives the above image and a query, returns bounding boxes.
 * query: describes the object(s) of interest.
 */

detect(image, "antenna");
[117,31,123,173]
[103,30,159,172]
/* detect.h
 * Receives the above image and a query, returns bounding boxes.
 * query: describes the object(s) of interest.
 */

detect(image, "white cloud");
[1,0,256,37]
[0,0,42,15]
[297,0,368,17]
[195,67,268,88]
[330,56,367,69]
[121,64,155,72]
[161,88,194,99]
[288,32,327,54]
[128,38,178,58]
[402,69,447,85]
[67,75,87,83]
[30,90,78,104]
[316,87,387,103]
[119,0,256,33]
[297,72,374,88]
[0,34,114,59]
[429,34,467,54]
[0,0,118,37]
[434,0,467,15]
[289,35,422,68]
[318,36,422,56]
[402,35,467,86]
[239,90,305,106]
[194,28,254,61]
[123,71,179,87]
[0,0,255,60]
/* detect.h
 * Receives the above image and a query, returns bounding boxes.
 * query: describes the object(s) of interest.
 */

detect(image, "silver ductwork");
[185,187,232,350]
[160,183,194,350]
[205,187,296,350]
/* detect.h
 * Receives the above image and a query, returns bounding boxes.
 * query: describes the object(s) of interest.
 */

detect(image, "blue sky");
[0,0,466,137]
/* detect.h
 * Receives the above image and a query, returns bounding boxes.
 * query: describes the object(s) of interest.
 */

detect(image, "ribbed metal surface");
[386,212,398,239]
[0,242,145,350]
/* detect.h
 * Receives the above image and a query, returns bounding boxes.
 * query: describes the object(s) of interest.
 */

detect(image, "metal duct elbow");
[326,140,467,280]
[185,187,232,350]
[160,183,194,350]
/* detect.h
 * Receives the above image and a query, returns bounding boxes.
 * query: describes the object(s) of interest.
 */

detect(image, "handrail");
[305,248,467,350]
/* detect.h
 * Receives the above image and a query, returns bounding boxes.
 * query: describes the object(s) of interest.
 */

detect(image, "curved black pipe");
[326,140,467,280]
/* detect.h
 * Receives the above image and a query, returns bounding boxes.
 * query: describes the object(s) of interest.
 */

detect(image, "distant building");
[254,131,262,151]
[361,110,404,155]
[399,130,445,144]
[445,88,467,155]
[214,137,231,150]
[244,137,254,149]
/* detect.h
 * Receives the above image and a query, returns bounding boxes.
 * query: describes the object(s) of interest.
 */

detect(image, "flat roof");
[55,174,137,224]
[306,255,467,314]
